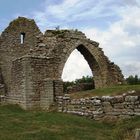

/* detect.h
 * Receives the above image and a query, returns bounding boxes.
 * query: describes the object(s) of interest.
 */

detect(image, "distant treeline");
[63,75,140,92]
[63,76,94,92]
[125,75,140,85]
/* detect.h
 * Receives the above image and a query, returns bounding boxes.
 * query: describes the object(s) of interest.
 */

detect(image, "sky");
[0,0,140,81]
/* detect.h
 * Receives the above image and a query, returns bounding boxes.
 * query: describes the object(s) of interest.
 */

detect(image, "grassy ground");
[0,104,140,140]
[69,84,140,99]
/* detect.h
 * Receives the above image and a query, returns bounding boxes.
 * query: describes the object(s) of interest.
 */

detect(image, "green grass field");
[0,104,140,140]
[69,84,140,99]
[0,85,140,140]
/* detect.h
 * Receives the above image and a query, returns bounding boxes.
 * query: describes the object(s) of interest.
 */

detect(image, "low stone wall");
[0,84,5,95]
[56,91,140,120]
[0,95,6,104]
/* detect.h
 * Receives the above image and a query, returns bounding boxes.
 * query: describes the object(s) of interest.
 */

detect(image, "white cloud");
[83,5,140,77]
[47,0,81,16]
[32,0,118,30]
[122,61,140,77]
[1,0,140,81]
[62,49,92,81]
[55,0,114,20]
[31,0,140,80]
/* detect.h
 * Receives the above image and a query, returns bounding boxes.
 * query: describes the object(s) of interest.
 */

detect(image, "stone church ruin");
[0,17,124,110]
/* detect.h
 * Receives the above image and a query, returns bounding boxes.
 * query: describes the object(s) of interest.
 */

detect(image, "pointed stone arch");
[43,30,123,89]
[60,44,103,88]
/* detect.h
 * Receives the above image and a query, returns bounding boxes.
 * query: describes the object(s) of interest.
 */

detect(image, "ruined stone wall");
[0,17,124,110]
[53,80,64,96]
[43,30,124,88]
[0,17,42,94]
[9,56,55,110]
[8,57,27,108]
[0,17,124,95]
[56,91,140,120]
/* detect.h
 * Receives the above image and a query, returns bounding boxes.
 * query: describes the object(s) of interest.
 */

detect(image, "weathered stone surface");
[135,129,140,140]
[125,96,138,102]
[56,94,140,120]
[0,17,124,110]
[113,103,124,109]
[0,95,5,103]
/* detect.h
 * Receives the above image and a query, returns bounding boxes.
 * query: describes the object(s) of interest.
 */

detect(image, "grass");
[0,104,140,140]
[112,117,140,140]
[69,84,140,99]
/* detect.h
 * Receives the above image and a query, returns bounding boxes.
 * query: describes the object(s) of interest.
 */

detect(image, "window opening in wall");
[20,33,25,44]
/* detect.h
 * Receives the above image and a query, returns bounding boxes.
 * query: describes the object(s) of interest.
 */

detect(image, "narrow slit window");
[20,33,25,44]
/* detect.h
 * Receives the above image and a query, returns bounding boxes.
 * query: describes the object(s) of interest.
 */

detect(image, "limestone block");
[122,109,134,115]
[38,43,46,47]
[134,113,140,116]
[58,107,63,112]
[134,101,140,105]
[92,110,103,115]
[67,105,75,110]
[92,99,102,106]
[71,99,77,105]
[111,96,124,103]
[102,101,112,107]
[63,96,70,100]
[74,100,81,105]
[101,96,114,102]
[134,109,140,112]
[80,98,86,104]
[102,102,113,113]
[135,129,140,140]
[114,103,124,109]
[127,90,136,94]
[125,96,138,102]
[0,95,5,102]
[81,106,87,110]
[90,96,101,100]
[124,103,135,109]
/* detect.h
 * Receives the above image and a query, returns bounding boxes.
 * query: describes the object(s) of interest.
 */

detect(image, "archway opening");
[62,49,92,81]
[62,45,97,94]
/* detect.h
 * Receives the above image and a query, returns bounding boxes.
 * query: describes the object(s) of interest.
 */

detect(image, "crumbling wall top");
[0,17,42,49]
[1,17,41,34]
[45,29,86,39]
[0,17,42,93]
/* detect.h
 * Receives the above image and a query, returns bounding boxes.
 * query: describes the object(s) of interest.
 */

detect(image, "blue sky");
[0,0,140,81]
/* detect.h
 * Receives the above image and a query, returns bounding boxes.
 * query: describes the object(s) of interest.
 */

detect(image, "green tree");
[63,76,94,92]
[126,75,140,85]
[75,76,93,84]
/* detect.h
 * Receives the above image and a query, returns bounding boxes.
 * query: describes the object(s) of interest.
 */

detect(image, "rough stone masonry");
[0,17,124,110]
[56,91,140,120]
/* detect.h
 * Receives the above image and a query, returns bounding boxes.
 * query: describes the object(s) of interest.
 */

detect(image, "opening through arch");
[61,44,102,93]
[62,49,92,82]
